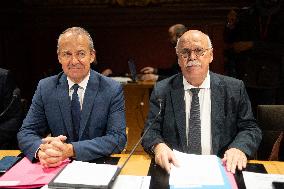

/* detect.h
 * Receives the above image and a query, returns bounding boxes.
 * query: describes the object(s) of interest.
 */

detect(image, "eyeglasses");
[177,48,211,59]
[59,50,89,61]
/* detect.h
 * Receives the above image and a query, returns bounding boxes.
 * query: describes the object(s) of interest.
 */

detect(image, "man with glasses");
[142,30,262,174]
[18,27,127,167]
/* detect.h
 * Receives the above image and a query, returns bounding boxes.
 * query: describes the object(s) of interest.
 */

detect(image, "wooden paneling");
[0,1,253,102]
[123,82,154,153]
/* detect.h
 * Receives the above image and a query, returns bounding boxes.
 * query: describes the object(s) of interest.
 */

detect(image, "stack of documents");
[169,150,236,189]
[48,161,119,189]
[0,157,69,188]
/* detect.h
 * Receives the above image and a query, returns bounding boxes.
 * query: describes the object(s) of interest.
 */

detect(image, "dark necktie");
[188,88,201,154]
[71,84,81,141]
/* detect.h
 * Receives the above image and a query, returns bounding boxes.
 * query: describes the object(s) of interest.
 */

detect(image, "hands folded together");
[153,143,247,174]
[37,135,75,168]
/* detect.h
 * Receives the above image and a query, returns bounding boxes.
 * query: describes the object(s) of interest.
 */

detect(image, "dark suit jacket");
[0,68,22,149]
[18,70,127,161]
[142,72,262,158]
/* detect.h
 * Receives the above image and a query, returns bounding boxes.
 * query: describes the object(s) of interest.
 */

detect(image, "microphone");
[108,98,163,188]
[0,88,20,117]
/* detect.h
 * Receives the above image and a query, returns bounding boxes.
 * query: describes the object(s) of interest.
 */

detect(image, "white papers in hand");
[169,150,224,187]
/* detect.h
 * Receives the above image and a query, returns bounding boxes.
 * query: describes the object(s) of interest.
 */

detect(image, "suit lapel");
[210,72,225,155]
[171,74,187,152]
[57,73,74,140]
[79,70,99,138]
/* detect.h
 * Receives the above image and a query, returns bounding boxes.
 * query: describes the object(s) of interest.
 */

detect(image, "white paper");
[110,77,131,83]
[53,161,118,186]
[169,150,224,187]
[0,181,20,186]
[42,175,151,189]
[112,175,151,189]
[243,171,284,189]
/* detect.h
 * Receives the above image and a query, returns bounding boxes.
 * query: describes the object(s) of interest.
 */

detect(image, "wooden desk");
[112,154,151,176]
[0,150,21,158]
[0,150,151,176]
[1,151,283,176]
[123,81,154,154]
[249,160,284,174]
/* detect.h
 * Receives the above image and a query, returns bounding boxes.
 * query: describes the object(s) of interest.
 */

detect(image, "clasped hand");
[37,135,73,168]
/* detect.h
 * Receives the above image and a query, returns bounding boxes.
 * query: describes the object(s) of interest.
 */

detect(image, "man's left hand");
[222,148,247,174]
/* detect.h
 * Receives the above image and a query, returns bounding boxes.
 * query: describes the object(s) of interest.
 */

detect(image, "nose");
[188,50,197,61]
[70,54,80,64]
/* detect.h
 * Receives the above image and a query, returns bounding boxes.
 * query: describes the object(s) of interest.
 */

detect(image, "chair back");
[256,105,284,160]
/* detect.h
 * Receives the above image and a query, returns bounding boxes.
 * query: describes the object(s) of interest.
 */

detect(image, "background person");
[140,24,187,81]
[0,68,22,149]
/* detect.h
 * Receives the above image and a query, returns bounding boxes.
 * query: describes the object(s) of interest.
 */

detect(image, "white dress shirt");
[67,71,90,110]
[183,71,212,155]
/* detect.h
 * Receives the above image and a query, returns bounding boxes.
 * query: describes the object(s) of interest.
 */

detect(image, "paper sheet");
[243,171,284,189]
[53,161,118,186]
[169,150,226,188]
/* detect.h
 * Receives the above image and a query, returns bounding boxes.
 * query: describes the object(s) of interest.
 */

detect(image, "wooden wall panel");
[0,1,253,102]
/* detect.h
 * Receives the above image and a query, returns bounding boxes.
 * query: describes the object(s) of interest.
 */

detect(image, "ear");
[209,48,213,63]
[57,52,63,65]
[90,49,96,63]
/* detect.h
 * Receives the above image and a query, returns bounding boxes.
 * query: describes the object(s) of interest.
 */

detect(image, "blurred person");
[223,0,284,113]
[140,24,187,81]
[0,68,22,149]
[18,27,127,167]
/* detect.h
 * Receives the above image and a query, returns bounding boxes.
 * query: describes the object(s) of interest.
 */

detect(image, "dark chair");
[256,105,284,160]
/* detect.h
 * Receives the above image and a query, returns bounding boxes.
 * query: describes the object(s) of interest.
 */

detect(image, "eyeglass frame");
[176,48,212,60]
[58,50,93,61]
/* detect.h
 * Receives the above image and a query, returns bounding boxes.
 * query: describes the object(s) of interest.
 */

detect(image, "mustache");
[185,60,202,67]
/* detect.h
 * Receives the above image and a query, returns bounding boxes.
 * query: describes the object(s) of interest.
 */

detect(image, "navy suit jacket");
[18,70,126,161]
[142,72,262,158]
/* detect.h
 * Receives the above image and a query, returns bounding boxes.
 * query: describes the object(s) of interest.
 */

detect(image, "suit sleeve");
[17,81,50,161]
[141,84,165,154]
[228,81,262,157]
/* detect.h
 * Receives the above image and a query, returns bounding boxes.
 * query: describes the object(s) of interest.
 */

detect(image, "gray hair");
[57,27,94,53]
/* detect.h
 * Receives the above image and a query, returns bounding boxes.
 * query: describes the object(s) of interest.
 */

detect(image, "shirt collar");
[183,71,210,91]
[67,71,90,90]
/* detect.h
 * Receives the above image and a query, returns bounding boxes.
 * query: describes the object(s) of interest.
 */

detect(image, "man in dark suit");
[140,24,187,81]
[0,68,22,149]
[142,30,262,174]
[18,27,127,167]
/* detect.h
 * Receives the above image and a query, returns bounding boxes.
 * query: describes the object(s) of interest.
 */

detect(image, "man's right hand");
[140,67,156,74]
[154,143,179,174]
[37,135,70,168]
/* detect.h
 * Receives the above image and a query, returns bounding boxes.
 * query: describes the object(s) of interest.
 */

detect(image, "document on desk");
[48,161,118,188]
[0,157,69,188]
[169,150,232,189]
[43,175,151,189]
[243,171,284,189]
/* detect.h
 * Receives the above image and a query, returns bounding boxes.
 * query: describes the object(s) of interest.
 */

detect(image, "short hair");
[175,30,213,50]
[57,27,94,53]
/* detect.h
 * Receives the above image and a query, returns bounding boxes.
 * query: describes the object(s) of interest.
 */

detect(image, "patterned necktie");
[71,84,81,141]
[188,88,201,154]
